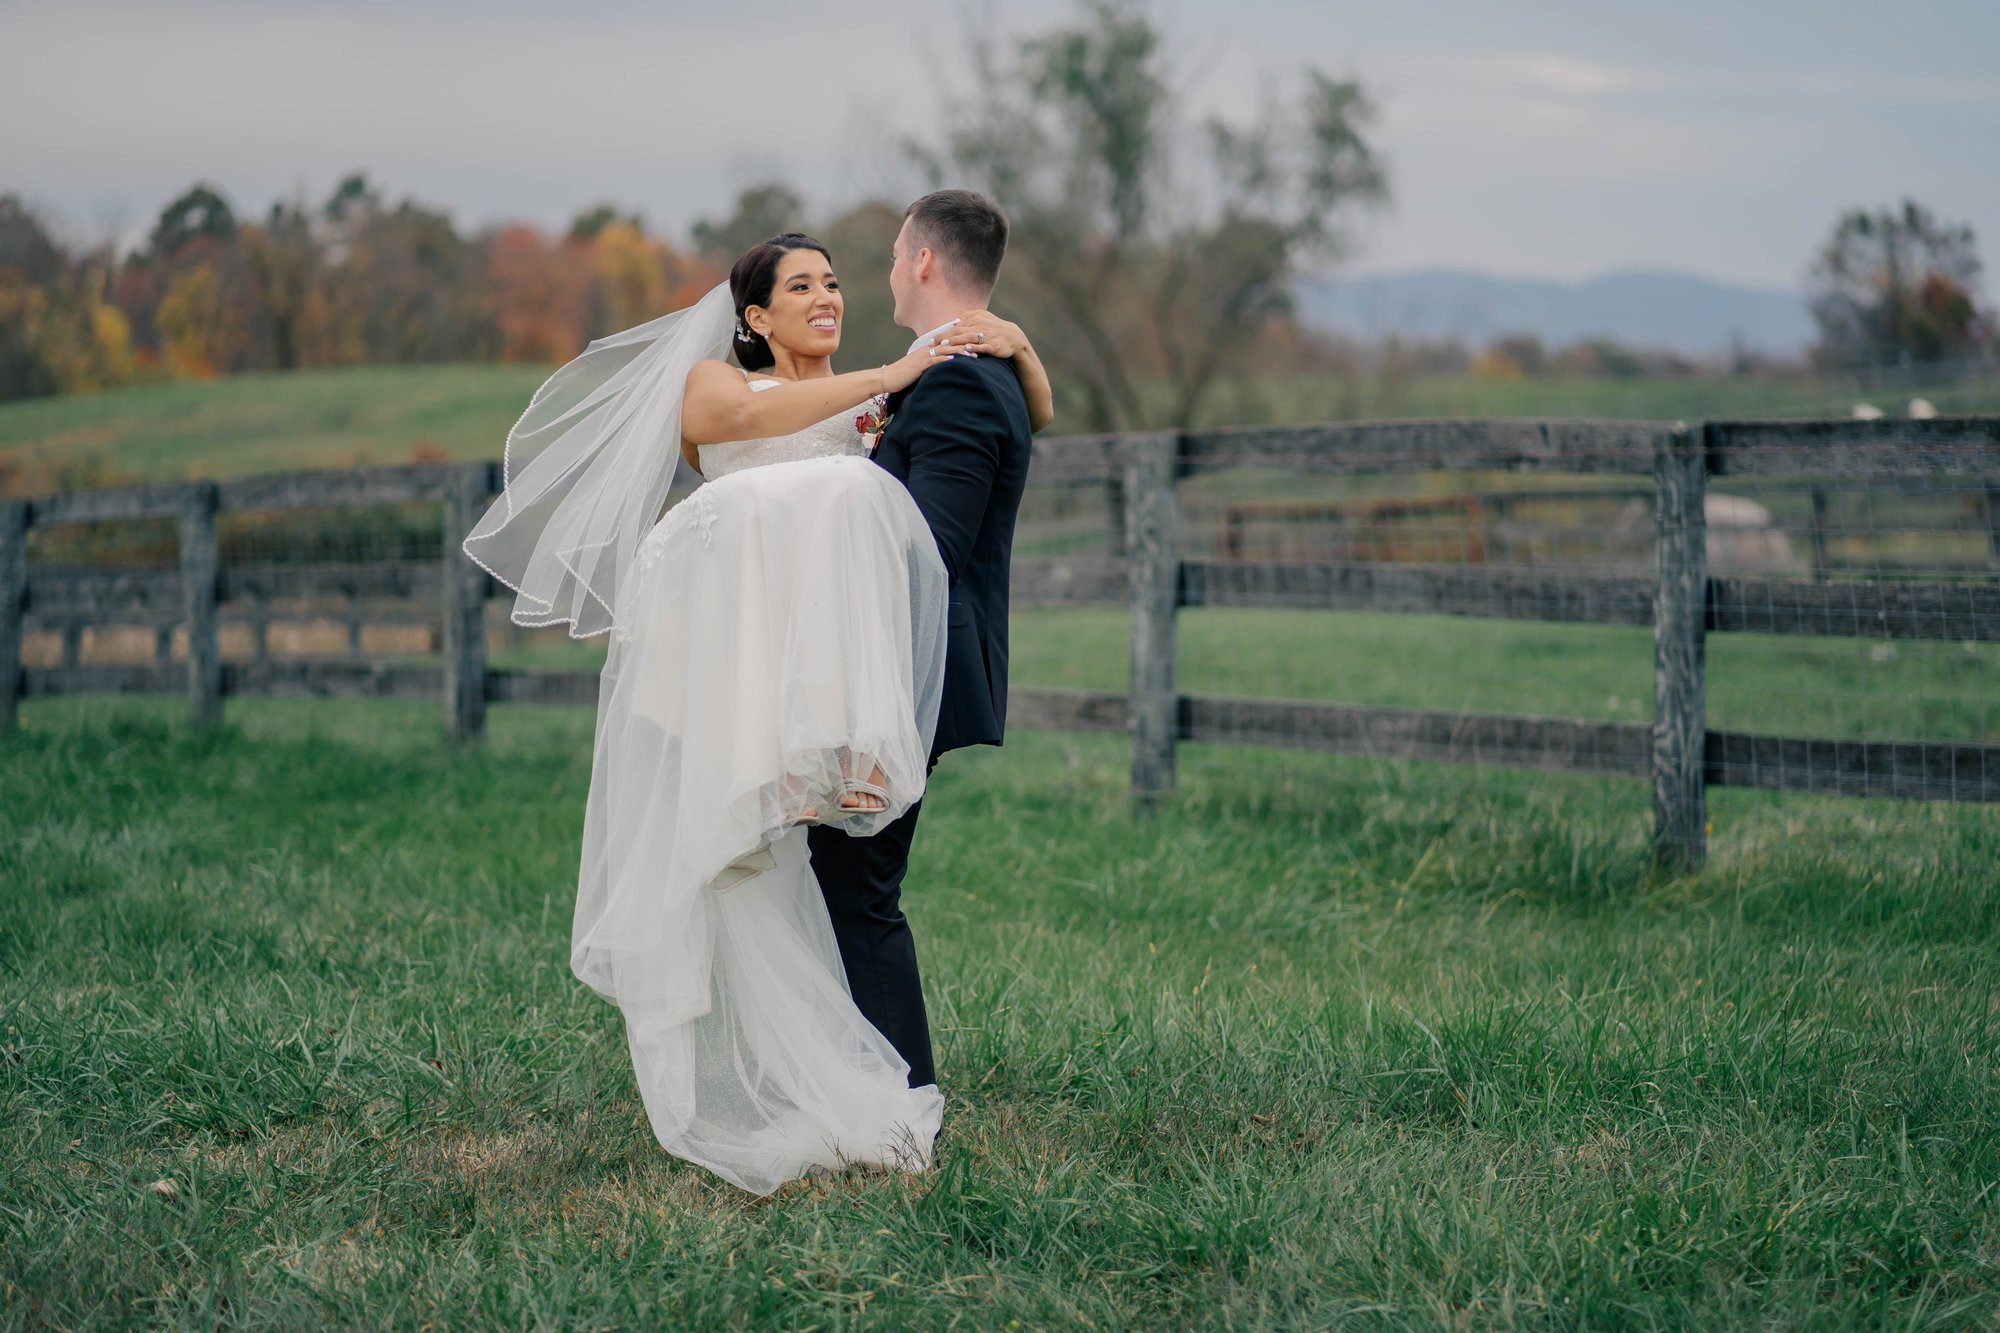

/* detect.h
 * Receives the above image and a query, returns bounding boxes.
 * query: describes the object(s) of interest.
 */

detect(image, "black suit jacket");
[871,353,1033,757]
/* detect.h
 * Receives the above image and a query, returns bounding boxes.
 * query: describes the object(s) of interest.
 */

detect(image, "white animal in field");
[1851,402,1885,420]
[1702,494,1798,573]
[1611,493,1799,574]
[1908,398,1938,419]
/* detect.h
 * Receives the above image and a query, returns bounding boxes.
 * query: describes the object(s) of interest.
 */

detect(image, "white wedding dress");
[570,380,949,1194]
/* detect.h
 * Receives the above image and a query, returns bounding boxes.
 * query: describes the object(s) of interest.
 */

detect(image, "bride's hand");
[935,310,1031,359]
[878,338,964,394]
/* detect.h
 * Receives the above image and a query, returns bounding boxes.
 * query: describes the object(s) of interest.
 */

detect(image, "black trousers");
[806,799,935,1089]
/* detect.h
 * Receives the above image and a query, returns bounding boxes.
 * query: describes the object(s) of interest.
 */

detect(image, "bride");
[464,231,1052,1194]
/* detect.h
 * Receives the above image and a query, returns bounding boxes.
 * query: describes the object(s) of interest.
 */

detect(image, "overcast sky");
[3,0,1995,292]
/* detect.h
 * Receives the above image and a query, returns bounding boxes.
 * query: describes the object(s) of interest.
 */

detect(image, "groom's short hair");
[904,190,1008,294]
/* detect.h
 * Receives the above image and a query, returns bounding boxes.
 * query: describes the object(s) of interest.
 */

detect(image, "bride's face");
[747,251,842,358]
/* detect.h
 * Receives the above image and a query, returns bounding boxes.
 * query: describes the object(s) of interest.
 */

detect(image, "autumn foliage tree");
[0,196,136,398]
[140,184,260,377]
[0,176,718,402]
[485,223,587,365]
[1808,200,1989,369]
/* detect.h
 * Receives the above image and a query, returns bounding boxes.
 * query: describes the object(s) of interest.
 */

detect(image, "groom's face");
[888,218,919,331]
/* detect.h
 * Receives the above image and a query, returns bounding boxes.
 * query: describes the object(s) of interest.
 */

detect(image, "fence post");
[1,501,25,734]
[441,462,490,743]
[1107,473,1128,558]
[1807,486,1831,583]
[1985,483,2000,577]
[1126,431,1179,808]
[1652,424,1708,869]
[179,482,221,729]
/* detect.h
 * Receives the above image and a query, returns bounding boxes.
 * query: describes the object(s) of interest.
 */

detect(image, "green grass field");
[5,364,1997,1325]
[491,607,1996,746]
[1015,607,2000,743]
[0,366,549,490]
[4,694,1997,1328]
[4,364,1995,491]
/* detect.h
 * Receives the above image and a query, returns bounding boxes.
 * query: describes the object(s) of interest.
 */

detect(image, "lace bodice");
[697,379,868,480]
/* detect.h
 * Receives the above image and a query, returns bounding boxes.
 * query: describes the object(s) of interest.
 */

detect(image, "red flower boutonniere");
[855,394,892,453]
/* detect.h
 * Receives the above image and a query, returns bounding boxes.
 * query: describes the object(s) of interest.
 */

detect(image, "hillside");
[1297,268,1816,357]
[0,365,548,492]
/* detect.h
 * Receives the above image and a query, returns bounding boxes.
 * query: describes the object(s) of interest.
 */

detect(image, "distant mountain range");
[1294,268,1815,358]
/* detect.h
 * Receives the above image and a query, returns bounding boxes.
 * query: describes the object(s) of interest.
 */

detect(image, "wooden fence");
[4,416,1997,869]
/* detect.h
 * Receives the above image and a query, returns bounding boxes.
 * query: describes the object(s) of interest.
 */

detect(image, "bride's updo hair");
[729,232,832,372]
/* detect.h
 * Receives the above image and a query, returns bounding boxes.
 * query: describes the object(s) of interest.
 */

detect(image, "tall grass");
[4,695,1996,1328]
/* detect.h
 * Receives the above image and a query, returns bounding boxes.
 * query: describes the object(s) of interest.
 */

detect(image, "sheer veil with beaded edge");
[462,281,733,640]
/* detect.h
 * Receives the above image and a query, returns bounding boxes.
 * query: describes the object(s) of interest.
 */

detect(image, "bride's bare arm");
[681,343,952,470]
[936,311,1056,433]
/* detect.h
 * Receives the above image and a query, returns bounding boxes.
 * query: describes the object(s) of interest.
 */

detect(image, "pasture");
[4,363,1997,491]
[5,368,1999,1327]
[483,606,2000,749]
[4,691,1998,1329]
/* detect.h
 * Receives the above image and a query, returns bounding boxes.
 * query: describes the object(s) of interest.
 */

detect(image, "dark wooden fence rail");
[6,419,1998,868]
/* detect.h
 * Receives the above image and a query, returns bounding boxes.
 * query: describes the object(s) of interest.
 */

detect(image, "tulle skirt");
[573,454,948,1194]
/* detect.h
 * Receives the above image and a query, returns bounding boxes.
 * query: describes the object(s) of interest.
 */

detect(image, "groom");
[806,189,1034,1090]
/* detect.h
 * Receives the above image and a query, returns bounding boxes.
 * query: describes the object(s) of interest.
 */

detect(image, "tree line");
[0,177,721,400]
[0,1,1989,427]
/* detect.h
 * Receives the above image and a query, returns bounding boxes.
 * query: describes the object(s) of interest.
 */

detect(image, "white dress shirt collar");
[906,319,960,355]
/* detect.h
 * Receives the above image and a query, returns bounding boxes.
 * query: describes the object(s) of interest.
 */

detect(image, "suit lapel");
[873,385,917,477]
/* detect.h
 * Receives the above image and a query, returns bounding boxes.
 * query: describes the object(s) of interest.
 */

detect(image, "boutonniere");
[855,393,893,453]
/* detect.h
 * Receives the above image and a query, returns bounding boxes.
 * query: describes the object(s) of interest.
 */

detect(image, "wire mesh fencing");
[4,416,1996,865]
[1005,416,1999,863]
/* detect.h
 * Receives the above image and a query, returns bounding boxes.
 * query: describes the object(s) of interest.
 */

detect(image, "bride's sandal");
[827,762,891,821]
[779,763,890,830]
[836,778,890,816]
